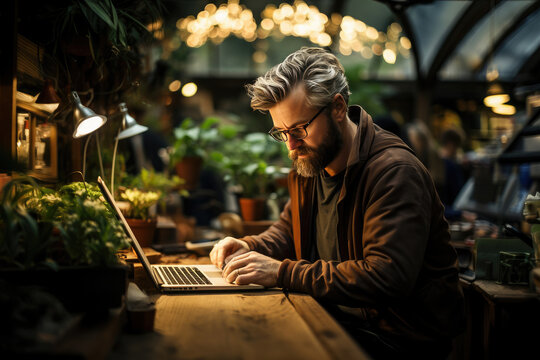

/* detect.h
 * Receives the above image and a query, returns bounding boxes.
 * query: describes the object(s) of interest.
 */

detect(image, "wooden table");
[458,278,540,360]
[109,253,370,360]
[473,280,540,360]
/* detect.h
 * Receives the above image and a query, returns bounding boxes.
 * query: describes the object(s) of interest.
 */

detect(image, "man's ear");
[331,94,347,123]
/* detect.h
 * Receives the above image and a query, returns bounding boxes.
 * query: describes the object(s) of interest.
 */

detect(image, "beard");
[289,115,343,177]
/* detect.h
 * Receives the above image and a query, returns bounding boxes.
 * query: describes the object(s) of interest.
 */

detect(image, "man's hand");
[222,251,281,288]
[209,236,250,270]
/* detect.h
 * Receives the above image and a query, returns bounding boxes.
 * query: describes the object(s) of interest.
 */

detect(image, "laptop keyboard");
[160,266,212,285]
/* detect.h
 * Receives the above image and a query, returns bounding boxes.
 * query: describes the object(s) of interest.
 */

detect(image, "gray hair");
[246,47,350,111]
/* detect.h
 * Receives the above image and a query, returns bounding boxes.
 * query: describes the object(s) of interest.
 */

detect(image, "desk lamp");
[110,102,148,198]
[71,91,107,138]
[71,91,107,181]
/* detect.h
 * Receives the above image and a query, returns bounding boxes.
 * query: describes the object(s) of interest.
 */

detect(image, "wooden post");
[0,0,17,164]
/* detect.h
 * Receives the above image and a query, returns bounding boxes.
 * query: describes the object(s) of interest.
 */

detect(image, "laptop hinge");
[153,267,165,285]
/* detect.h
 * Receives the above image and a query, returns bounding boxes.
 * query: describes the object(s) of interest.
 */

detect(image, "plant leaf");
[82,0,115,29]
[117,9,151,33]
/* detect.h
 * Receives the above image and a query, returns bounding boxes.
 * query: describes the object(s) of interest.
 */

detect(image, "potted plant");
[119,188,160,248]
[126,168,188,214]
[209,132,290,221]
[0,177,130,313]
[170,117,220,190]
[120,168,188,247]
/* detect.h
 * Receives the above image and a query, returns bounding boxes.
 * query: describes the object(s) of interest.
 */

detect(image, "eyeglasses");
[268,105,327,142]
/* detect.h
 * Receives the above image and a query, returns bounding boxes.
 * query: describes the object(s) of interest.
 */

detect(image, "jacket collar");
[346,105,374,170]
[346,105,413,171]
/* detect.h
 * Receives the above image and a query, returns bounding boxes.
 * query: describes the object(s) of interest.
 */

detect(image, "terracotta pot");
[126,218,157,248]
[239,198,266,221]
[175,156,203,191]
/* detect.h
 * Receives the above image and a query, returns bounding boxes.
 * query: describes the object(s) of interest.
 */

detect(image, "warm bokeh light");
[484,94,510,107]
[147,19,164,40]
[252,50,267,63]
[492,104,516,116]
[168,80,181,92]
[261,18,274,30]
[181,82,198,97]
[400,37,411,50]
[175,0,409,60]
[383,49,397,64]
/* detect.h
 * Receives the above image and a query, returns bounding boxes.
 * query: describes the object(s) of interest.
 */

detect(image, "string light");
[492,104,516,116]
[175,0,410,64]
[177,0,258,48]
[181,82,198,97]
[169,80,181,92]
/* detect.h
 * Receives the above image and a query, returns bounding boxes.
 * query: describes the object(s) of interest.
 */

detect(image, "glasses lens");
[289,127,307,140]
[269,130,286,142]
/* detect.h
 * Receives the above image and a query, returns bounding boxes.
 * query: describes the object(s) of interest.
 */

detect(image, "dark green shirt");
[315,170,344,261]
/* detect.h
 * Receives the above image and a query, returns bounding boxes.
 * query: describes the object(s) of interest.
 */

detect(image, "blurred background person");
[438,128,467,220]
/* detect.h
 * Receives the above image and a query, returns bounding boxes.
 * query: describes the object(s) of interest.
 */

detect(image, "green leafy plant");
[208,132,290,198]
[345,64,385,116]
[170,117,221,165]
[0,178,129,269]
[49,0,164,62]
[25,0,164,110]
[0,177,55,269]
[128,168,187,196]
[124,168,188,212]
[119,188,160,220]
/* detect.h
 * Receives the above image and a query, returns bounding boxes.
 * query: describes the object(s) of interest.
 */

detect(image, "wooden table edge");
[286,292,371,360]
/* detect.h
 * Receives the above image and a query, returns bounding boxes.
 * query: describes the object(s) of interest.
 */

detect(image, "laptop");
[97,176,264,292]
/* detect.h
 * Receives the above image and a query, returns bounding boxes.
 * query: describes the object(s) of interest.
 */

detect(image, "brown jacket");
[242,106,465,342]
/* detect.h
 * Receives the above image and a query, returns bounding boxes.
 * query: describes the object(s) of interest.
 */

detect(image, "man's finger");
[223,257,252,278]
[217,246,226,270]
[224,249,249,266]
[225,267,242,283]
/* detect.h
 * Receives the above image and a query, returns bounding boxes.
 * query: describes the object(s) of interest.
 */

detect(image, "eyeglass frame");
[268,104,328,142]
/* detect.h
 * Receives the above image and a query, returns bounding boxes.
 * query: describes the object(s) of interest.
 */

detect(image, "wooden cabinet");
[16,100,58,181]
[457,279,540,360]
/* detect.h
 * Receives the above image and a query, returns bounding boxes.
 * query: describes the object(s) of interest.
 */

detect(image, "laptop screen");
[97,176,158,288]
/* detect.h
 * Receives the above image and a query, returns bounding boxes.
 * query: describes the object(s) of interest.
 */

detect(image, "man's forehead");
[269,86,312,128]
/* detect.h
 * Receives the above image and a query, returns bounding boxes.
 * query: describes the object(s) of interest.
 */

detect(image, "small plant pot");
[175,156,203,191]
[239,197,266,221]
[126,218,157,248]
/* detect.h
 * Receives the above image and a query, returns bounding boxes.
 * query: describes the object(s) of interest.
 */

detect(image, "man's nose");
[286,136,302,151]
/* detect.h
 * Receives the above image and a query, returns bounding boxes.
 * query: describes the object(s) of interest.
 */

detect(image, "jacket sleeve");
[277,163,438,306]
[240,199,296,260]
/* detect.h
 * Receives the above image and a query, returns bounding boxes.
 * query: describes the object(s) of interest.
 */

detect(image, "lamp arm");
[95,131,105,181]
[82,134,93,181]
[111,131,120,200]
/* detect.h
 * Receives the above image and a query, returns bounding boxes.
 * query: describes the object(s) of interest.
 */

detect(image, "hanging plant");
[32,0,165,103]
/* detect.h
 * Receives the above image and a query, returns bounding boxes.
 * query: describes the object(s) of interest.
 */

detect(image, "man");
[210,47,464,358]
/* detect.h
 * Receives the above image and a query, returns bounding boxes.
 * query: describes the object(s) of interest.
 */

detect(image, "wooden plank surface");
[286,293,370,360]
[115,254,369,359]
[473,280,540,302]
[152,292,333,360]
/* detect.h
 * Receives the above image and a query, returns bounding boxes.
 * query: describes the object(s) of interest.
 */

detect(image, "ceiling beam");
[426,0,501,84]
[375,1,423,84]
[516,44,540,85]
[473,2,540,75]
